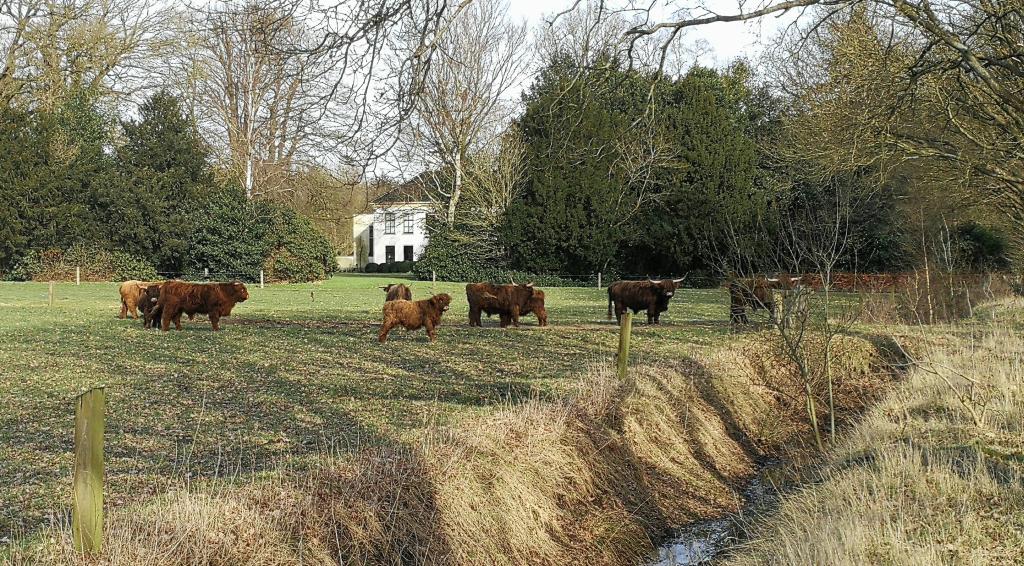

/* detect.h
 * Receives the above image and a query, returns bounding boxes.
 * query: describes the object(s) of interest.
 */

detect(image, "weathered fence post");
[597,272,602,289]
[259,270,265,289]
[203,267,209,280]
[616,312,633,380]
[76,267,81,286]
[49,281,54,307]
[432,270,436,293]
[73,387,105,555]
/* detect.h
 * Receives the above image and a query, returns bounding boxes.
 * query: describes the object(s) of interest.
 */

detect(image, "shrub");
[111,251,159,281]
[364,262,379,273]
[186,185,334,282]
[263,207,335,283]
[395,260,413,273]
[413,227,494,282]
[8,244,157,281]
[955,222,1009,272]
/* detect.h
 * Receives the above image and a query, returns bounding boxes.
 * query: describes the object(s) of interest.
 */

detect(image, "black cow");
[607,278,685,325]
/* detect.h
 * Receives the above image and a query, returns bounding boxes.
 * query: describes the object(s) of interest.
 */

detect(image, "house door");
[385,246,395,263]
[403,246,414,261]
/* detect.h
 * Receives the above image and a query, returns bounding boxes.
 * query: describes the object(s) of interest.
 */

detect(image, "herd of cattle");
[116,275,808,341]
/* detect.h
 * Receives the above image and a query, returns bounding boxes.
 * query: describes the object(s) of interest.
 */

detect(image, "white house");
[352,182,433,268]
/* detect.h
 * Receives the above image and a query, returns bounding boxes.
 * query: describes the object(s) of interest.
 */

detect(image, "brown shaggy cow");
[157,280,249,331]
[139,284,163,329]
[119,280,158,319]
[380,283,413,302]
[729,275,804,324]
[607,278,685,325]
[465,282,537,327]
[378,294,452,343]
[521,288,548,327]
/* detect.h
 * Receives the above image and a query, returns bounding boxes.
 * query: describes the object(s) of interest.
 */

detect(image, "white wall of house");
[352,204,431,267]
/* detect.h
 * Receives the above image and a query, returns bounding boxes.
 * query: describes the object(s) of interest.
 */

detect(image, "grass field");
[0,274,734,540]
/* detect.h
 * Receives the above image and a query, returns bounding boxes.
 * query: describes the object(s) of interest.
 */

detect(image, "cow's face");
[432,294,452,312]
[518,282,535,297]
[231,282,249,302]
[656,280,679,298]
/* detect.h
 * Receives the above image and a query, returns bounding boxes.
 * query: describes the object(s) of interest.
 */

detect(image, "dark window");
[367,225,374,257]
[384,212,395,234]
[385,246,395,263]
[403,214,414,234]
[403,246,414,261]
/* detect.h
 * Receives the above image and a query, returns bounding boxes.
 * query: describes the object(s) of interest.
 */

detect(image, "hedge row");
[365,261,416,273]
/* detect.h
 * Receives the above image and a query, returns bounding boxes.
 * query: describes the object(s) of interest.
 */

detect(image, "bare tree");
[398,0,529,225]
[458,125,527,257]
[0,0,163,109]
[177,1,343,200]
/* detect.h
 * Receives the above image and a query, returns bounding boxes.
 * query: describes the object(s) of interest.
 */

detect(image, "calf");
[139,284,163,329]
[380,283,413,302]
[119,280,158,319]
[378,294,452,342]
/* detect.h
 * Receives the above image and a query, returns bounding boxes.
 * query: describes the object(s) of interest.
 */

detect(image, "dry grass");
[7,332,888,566]
[725,301,1024,566]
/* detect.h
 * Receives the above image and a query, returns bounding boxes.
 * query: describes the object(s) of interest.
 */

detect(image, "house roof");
[372,172,440,205]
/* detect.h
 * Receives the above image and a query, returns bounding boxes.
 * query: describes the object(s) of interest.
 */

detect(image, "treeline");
[417,43,1012,283]
[0,91,335,282]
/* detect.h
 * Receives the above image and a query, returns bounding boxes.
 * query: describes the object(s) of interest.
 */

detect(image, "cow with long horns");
[728,275,805,325]
[606,277,686,325]
[466,279,538,328]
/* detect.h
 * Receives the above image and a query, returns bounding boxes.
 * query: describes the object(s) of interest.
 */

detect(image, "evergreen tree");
[115,91,216,272]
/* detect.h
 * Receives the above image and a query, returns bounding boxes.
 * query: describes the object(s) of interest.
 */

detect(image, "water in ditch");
[649,462,783,566]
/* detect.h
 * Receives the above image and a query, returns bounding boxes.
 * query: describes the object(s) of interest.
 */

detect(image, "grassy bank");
[724,300,1024,565]
[8,328,889,565]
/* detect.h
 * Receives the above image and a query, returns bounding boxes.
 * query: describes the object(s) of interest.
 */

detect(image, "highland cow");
[606,278,685,325]
[118,280,158,319]
[378,294,452,342]
[139,284,163,329]
[728,275,805,325]
[521,288,548,327]
[380,283,413,302]
[465,282,537,328]
[157,280,249,331]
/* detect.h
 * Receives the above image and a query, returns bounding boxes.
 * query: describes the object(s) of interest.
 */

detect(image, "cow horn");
[526,282,534,287]
[509,274,516,285]
[672,274,688,283]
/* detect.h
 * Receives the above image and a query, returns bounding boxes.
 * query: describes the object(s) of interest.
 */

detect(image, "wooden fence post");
[597,272,602,289]
[49,281,54,307]
[616,312,633,380]
[432,270,436,293]
[73,387,105,555]
[259,270,265,289]
[203,267,209,280]
[76,267,80,286]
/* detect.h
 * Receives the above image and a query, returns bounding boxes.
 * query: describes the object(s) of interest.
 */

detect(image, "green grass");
[0,274,734,540]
